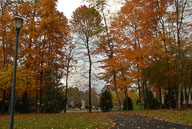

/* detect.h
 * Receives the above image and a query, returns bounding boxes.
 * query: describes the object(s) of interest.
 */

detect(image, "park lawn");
[0,113,112,129]
[135,109,192,126]
[133,105,144,111]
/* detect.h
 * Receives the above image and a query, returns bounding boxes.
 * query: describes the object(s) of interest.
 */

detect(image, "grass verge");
[135,109,192,126]
[0,113,111,129]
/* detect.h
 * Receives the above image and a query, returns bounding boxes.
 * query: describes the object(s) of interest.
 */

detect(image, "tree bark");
[39,71,43,111]
[64,54,71,113]
[0,90,6,114]
[186,87,190,108]
[137,79,142,110]
[144,82,149,109]
[178,84,182,109]
[35,87,38,113]
[159,86,162,109]
[175,85,178,108]
[113,70,121,110]
[168,86,172,109]
[142,81,146,109]
[86,37,92,113]
[22,90,28,113]
[124,85,128,110]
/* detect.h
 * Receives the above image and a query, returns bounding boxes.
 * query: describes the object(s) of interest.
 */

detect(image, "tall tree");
[18,0,70,112]
[86,0,122,110]
[71,5,102,112]
[63,41,76,113]
[0,1,15,114]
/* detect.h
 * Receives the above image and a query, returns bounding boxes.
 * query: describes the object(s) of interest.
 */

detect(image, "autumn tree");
[68,87,82,108]
[104,0,171,109]
[167,0,191,109]
[142,0,192,109]
[71,5,102,112]
[86,0,123,111]
[63,41,76,113]
[0,1,15,114]
[17,0,70,112]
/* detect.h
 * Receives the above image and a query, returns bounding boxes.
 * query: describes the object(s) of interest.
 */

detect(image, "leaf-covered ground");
[135,109,192,126]
[0,113,112,129]
[107,112,192,129]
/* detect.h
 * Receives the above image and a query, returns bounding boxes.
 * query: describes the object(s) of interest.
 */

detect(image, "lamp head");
[13,16,23,30]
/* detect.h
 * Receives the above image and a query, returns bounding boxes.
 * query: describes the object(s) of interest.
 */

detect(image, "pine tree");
[100,88,113,112]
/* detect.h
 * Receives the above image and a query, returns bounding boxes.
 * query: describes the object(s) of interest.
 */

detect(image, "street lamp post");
[9,16,23,129]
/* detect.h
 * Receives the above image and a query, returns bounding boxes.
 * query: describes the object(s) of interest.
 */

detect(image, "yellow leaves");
[0,66,13,90]
[0,66,36,93]
[129,90,139,105]
[15,0,70,93]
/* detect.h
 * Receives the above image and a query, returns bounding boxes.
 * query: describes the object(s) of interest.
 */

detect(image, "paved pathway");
[107,113,192,129]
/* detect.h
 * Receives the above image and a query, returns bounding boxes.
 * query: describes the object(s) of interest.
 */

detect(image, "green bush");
[136,99,141,105]
[100,88,113,112]
[146,90,159,109]
[123,96,133,110]
[42,85,65,113]
[15,92,34,113]
[164,90,176,109]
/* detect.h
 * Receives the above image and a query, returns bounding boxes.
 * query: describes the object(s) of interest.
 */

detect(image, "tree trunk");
[178,85,182,109]
[175,86,179,108]
[64,57,71,113]
[189,88,192,107]
[186,87,190,108]
[40,88,42,108]
[124,85,128,110]
[184,87,187,108]
[88,63,92,113]
[159,86,162,109]
[168,88,171,109]
[168,81,172,109]
[39,71,43,111]
[142,81,146,110]
[0,90,6,114]
[64,79,68,113]
[144,82,149,109]
[8,89,11,114]
[178,74,183,109]
[137,79,142,110]
[22,90,28,113]
[113,70,121,111]
[35,87,38,113]
[175,0,188,109]
[86,37,92,113]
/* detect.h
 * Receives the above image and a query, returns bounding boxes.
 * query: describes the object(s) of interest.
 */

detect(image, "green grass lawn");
[133,105,144,110]
[135,109,192,126]
[0,113,112,129]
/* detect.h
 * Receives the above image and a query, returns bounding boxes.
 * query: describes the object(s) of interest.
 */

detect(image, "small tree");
[42,85,65,113]
[42,63,65,113]
[147,90,159,109]
[100,88,113,112]
[164,90,176,109]
[123,96,133,110]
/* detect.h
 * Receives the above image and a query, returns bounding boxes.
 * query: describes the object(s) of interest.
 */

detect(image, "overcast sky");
[57,0,87,19]
[57,0,123,19]
[57,0,103,92]
[56,0,123,92]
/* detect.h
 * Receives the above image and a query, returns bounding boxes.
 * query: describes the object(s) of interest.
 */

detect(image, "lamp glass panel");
[14,17,23,29]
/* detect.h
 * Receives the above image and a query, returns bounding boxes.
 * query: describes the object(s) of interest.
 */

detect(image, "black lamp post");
[9,16,23,129]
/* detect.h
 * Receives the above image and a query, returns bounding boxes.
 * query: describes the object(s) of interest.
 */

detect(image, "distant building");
[67,96,74,108]
[80,91,86,109]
